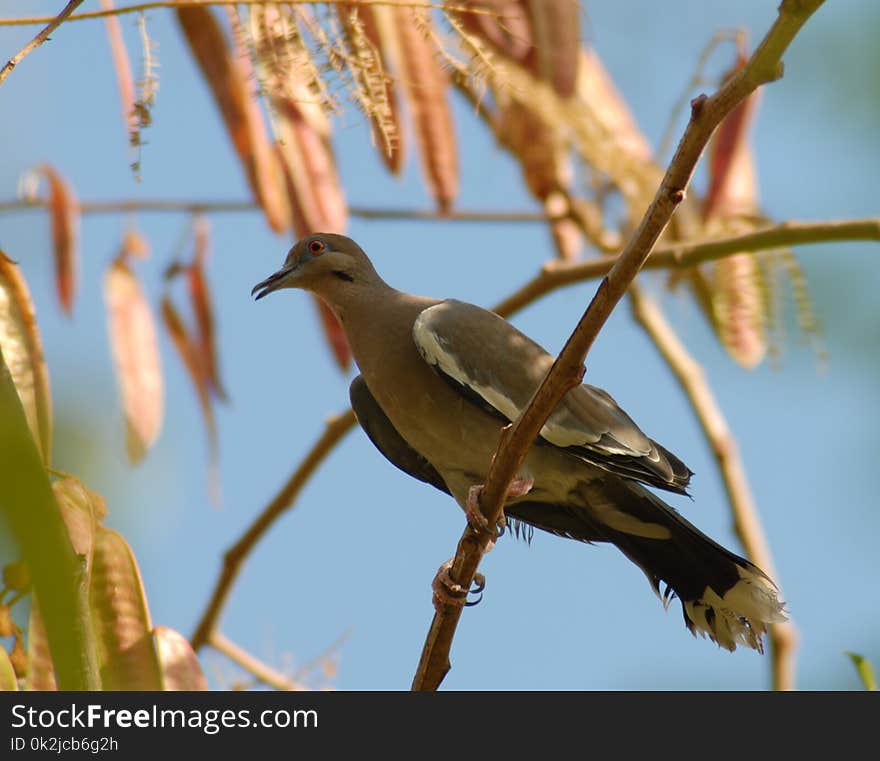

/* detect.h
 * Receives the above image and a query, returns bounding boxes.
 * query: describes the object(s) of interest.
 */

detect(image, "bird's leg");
[465,476,535,541]
[432,559,486,612]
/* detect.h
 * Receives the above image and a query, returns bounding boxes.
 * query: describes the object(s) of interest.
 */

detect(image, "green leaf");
[89,526,162,690]
[845,652,878,691]
[0,646,18,691]
[0,345,99,690]
[25,600,56,691]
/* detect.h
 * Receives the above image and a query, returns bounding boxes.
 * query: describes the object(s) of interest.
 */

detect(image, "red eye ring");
[308,239,326,256]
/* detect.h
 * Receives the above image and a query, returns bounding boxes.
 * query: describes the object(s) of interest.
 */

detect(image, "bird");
[252,233,787,653]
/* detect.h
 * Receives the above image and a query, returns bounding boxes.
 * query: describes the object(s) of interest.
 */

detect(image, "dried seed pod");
[37,165,79,316]
[393,4,458,213]
[526,0,581,98]
[105,254,164,463]
[177,6,290,233]
[336,3,405,174]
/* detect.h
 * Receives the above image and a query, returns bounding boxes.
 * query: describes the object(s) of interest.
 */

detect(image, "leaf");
[704,45,759,222]
[498,99,567,199]
[274,101,349,237]
[494,98,580,260]
[24,601,56,691]
[37,165,79,316]
[122,227,150,260]
[0,251,52,463]
[393,5,458,213]
[176,6,289,234]
[187,218,228,401]
[53,476,106,563]
[89,525,162,690]
[452,0,532,63]
[526,0,581,98]
[24,476,105,692]
[576,48,652,163]
[160,295,217,463]
[248,7,350,370]
[699,44,768,369]
[709,254,767,369]
[251,6,348,236]
[105,254,164,463]
[154,626,208,691]
[337,3,406,174]
[0,645,18,691]
[845,652,878,691]
[100,0,137,150]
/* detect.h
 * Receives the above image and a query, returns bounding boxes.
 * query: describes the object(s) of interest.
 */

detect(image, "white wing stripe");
[416,308,603,448]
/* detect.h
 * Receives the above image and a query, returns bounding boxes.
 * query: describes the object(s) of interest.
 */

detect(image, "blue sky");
[1,1,877,689]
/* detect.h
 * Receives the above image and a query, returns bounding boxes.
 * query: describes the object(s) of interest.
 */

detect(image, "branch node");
[669,188,687,204]
[772,60,785,81]
[689,93,708,116]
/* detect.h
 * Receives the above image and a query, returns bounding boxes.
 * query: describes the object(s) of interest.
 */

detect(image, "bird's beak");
[251,264,298,301]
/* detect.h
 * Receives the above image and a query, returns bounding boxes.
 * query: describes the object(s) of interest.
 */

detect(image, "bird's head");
[251,233,380,302]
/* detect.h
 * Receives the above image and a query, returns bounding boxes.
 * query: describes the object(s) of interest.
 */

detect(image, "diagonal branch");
[0,0,85,87]
[493,218,880,318]
[208,631,307,691]
[190,409,356,651]
[0,196,549,223]
[627,283,798,691]
[411,0,826,691]
[0,1,498,28]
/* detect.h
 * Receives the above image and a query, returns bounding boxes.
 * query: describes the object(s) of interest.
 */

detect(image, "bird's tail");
[507,477,787,653]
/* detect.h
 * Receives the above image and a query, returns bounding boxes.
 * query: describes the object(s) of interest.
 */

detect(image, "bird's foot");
[432,559,486,612]
[465,485,503,540]
[465,477,534,541]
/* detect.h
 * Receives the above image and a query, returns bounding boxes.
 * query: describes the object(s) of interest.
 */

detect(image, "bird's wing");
[412,300,692,494]
[349,375,451,495]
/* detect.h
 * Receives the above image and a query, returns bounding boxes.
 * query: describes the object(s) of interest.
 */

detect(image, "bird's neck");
[327,283,437,381]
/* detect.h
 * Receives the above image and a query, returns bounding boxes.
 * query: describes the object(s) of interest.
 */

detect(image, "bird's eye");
[308,239,326,256]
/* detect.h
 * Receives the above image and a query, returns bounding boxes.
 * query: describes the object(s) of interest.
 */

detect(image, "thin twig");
[190,409,356,651]
[411,0,825,691]
[293,628,351,682]
[0,1,498,28]
[209,631,306,691]
[492,218,880,318]
[0,196,549,223]
[0,0,85,87]
[4,195,874,252]
[627,283,798,690]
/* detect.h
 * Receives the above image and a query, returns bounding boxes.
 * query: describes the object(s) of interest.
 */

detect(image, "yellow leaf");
[90,525,162,690]
[0,251,52,462]
[154,626,208,691]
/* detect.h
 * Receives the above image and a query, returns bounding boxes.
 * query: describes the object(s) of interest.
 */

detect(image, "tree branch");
[627,283,798,690]
[0,196,549,224]
[411,0,825,691]
[492,218,880,318]
[0,1,495,28]
[190,409,356,651]
[208,631,307,691]
[0,0,85,87]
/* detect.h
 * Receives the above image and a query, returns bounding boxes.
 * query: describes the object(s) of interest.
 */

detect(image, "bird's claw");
[432,559,486,612]
[465,478,534,540]
[465,485,504,540]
